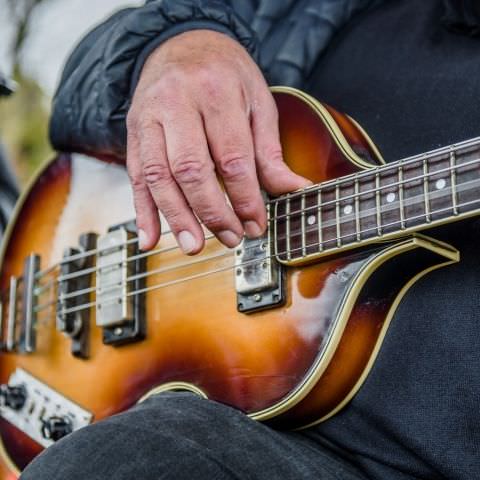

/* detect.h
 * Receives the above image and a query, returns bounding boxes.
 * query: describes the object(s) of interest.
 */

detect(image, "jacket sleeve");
[49,0,259,161]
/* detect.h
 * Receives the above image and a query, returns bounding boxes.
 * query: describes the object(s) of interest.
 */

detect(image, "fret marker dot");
[343,205,353,215]
[386,192,396,203]
[436,178,446,190]
[307,215,316,225]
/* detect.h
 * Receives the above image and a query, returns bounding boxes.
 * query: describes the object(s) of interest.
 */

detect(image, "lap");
[20,392,366,480]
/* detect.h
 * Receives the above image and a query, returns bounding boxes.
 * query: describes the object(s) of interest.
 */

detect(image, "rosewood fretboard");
[273,137,480,263]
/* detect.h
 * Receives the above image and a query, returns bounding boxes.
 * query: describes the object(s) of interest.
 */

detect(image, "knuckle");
[197,66,225,100]
[172,154,208,185]
[126,109,139,131]
[160,208,184,231]
[128,172,145,190]
[217,152,250,180]
[233,199,258,219]
[262,145,284,165]
[143,162,172,188]
[201,210,228,231]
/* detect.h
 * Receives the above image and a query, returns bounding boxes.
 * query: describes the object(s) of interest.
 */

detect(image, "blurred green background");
[0,0,139,188]
[0,0,52,186]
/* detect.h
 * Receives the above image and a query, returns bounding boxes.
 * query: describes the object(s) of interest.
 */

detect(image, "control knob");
[0,384,27,410]
[41,416,73,442]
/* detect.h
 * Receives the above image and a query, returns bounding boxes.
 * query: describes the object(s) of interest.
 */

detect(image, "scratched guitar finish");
[0,87,479,476]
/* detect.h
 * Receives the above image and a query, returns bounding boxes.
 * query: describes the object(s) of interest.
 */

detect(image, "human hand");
[127,30,310,253]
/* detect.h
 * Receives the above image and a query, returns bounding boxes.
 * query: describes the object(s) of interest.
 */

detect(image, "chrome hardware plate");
[235,235,284,313]
[21,254,40,353]
[6,276,18,352]
[97,222,146,346]
[0,368,92,448]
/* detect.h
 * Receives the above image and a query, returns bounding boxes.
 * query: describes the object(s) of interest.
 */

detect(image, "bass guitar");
[0,86,478,476]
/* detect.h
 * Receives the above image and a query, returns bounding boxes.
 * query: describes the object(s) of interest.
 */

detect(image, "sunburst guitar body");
[1,86,479,477]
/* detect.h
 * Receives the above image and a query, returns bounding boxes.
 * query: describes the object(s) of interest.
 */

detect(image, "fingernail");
[178,230,198,254]
[138,229,148,250]
[217,230,242,248]
[243,221,264,238]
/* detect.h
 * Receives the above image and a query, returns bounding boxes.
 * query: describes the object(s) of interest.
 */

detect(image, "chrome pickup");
[96,223,145,346]
[96,228,133,328]
[57,233,97,358]
[235,233,284,313]
[0,368,92,448]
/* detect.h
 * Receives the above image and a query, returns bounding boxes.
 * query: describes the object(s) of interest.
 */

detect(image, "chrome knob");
[0,384,27,410]
[41,416,73,442]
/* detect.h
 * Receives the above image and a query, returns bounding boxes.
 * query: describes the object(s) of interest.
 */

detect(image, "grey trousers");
[20,392,367,480]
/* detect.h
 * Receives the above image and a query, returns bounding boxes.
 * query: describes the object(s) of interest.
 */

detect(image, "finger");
[127,127,161,251]
[163,109,244,248]
[204,101,266,239]
[138,122,205,254]
[251,90,312,195]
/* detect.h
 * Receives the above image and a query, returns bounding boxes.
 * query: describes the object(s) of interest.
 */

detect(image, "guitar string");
[32,195,480,318]
[34,232,217,296]
[3,157,479,307]
[35,176,480,307]
[32,157,480,289]
[31,152,480,283]
[45,196,480,319]
[26,173,480,311]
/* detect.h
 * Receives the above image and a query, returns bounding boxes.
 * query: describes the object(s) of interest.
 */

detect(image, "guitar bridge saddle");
[235,234,284,313]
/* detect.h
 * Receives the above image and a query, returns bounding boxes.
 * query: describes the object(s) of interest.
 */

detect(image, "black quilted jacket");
[50,0,387,160]
[48,0,480,160]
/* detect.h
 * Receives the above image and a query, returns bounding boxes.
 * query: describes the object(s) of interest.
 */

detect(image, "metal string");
[33,175,480,310]
[33,155,480,289]
[34,195,480,318]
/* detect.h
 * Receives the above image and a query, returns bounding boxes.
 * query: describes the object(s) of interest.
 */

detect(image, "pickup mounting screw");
[253,293,262,302]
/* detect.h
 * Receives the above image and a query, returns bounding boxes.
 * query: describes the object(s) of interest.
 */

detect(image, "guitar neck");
[274,136,480,264]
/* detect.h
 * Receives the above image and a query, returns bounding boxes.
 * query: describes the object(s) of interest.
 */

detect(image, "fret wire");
[273,201,278,258]
[286,195,291,261]
[335,182,341,247]
[354,177,361,241]
[423,157,431,222]
[301,192,306,256]
[398,165,406,229]
[268,202,273,258]
[450,149,458,215]
[375,172,382,235]
[317,189,323,252]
